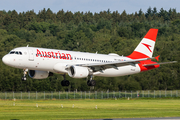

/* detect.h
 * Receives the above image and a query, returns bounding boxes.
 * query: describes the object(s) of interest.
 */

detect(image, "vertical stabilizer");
[128,28,158,59]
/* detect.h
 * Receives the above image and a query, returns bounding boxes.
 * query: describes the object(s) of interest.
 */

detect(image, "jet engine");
[68,66,89,78]
[29,70,53,79]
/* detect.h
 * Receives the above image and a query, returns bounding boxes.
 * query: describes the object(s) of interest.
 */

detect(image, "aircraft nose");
[2,55,10,65]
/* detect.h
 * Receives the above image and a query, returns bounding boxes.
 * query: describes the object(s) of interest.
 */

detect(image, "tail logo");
[142,43,152,52]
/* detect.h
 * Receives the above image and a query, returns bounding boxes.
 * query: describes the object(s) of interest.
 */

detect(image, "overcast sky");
[0,0,180,14]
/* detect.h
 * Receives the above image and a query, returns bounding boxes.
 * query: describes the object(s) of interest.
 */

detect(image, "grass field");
[0,98,180,120]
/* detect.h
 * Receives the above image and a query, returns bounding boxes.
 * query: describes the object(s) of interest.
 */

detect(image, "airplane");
[2,28,177,86]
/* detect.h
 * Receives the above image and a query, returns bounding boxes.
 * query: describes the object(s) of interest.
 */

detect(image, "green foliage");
[0,8,180,91]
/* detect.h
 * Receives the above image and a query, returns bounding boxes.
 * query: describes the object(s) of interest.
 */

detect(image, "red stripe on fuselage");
[138,60,160,72]
[127,52,160,72]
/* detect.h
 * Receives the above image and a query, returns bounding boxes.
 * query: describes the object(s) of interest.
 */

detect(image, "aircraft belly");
[95,65,140,77]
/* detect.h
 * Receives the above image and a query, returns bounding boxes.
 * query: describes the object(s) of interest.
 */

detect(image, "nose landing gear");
[22,69,28,81]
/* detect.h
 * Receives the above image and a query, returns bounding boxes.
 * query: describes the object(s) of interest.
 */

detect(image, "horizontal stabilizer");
[143,61,177,67]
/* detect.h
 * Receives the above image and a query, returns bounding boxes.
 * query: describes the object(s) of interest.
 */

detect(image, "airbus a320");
[2,28,176,86]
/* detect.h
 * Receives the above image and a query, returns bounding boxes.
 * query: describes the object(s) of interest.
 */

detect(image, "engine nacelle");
[68,66,89,78]
[29,70,53,79]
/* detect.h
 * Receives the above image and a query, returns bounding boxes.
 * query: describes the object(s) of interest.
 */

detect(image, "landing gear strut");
[21,69,28,81]
[61,74,70,86]
[87,75,96,86]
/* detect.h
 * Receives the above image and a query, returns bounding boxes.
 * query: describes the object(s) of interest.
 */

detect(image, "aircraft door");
[131,67,136,71]
[131,64,137,72]
[28,49,34,61]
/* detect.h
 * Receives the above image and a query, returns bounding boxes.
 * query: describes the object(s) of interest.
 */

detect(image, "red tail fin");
[128,28,158,59]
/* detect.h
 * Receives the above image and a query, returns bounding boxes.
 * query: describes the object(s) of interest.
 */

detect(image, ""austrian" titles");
[36,49,72,60]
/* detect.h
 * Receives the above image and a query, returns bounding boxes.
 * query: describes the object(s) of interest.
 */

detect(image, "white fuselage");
[2,47,141,77]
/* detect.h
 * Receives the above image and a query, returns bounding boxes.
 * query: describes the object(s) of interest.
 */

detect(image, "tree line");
[0,7,180,92]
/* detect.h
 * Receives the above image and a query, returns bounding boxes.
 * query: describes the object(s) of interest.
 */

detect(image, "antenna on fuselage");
[27,44,29,47]
[96,51,98,54]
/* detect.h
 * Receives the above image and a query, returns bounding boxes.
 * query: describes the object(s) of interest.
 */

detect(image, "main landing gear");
[61,74,70,86]
[22,69,28,81]
[87,75,96,86]
[60,74,96,86]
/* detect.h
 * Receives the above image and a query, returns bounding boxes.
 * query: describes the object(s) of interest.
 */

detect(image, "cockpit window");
[9,51,23,55]
[10,51,15,54]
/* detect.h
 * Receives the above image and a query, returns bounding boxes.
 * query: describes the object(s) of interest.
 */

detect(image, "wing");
[74,57,155,71]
